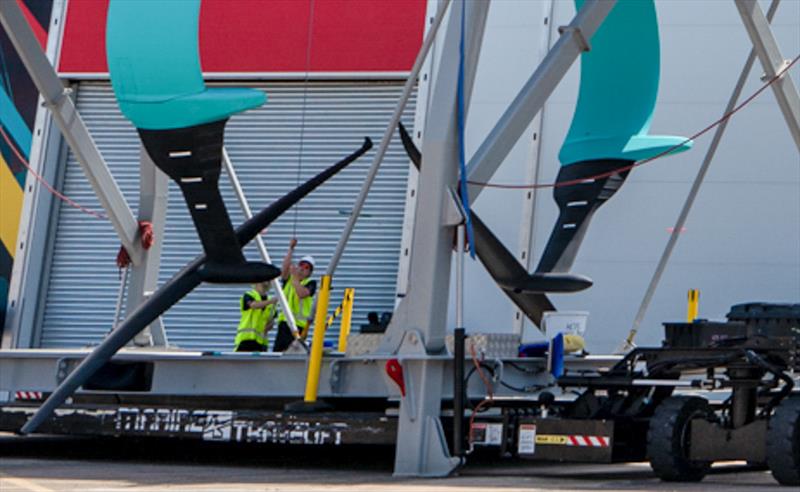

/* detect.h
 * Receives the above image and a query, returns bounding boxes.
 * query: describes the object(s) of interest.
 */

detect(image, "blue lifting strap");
[559,0,691,166]
[105,0,265,130]
[549,332,565,378]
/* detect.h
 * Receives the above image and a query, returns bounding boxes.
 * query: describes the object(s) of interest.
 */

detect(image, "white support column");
[2,0,67,349]
[394,0,441,305]
[465,0,616,202]
[512,0,556,335]
[327,0,452,278]
[387,0,488,354]
[129,147,170,347]
[734,0,800,150]
[0,0,144,265]
[389,0,489,477]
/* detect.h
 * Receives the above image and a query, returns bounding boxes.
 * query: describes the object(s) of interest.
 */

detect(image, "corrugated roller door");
[39,82,415,350]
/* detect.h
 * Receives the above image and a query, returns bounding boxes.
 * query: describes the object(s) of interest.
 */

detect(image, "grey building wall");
[445,0,799,352]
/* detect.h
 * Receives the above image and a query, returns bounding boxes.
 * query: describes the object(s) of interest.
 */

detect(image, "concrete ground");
[0,433,780,491]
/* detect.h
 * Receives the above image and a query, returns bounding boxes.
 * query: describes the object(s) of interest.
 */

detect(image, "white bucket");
[541,311,589,337]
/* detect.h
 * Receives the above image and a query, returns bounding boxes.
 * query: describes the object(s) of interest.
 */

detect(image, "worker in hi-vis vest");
[234,281,277,352]
[273,239,317,352]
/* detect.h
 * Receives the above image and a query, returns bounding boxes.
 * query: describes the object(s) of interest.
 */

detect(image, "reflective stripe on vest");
[235,289,270,348]
[278,276,313,329]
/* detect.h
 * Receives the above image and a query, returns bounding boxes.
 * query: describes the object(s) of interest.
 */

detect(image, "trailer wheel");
[647,396,712,482]
[767,396,800,486]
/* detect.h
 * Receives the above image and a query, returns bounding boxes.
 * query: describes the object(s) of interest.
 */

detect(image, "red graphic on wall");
[59,0,426,75]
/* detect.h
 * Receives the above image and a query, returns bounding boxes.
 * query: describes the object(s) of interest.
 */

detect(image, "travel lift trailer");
[0,0,798,484]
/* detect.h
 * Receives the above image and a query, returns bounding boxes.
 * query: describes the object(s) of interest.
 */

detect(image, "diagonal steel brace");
[0,0,143,264]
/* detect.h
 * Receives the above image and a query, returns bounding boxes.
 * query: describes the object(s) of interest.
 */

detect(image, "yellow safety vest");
[235,289,272,349]
[277,276,314,336]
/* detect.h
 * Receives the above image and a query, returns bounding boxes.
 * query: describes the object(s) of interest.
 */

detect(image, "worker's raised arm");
[290,264,312,298]
[281,238,297,280]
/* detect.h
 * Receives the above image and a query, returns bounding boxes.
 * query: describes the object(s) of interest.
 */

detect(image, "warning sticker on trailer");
[536,434,569,445]
[471,422,504,446]
[534,434,610,447]
[517,424,536,455]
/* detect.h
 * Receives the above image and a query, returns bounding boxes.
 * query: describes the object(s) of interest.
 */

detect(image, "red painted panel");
[58,0,426,74]
[58,0,108,73]
[17,0,47,49]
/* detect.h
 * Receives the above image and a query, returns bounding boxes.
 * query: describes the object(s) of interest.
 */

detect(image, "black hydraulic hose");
[744,349,795,416]
[608,347,645,375]
[505,361,544,374]
[20,138,373,435]
[464,363,494,411]
[646,352,743,377]
[465,360,542,395]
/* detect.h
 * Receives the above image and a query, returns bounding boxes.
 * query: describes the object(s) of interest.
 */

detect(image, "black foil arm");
[20,137,373,434]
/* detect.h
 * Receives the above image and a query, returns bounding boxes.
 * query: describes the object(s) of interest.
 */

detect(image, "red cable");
[4,53,797,263]
[470,343,493,398]
[467,342,494,451]
[0,125,108,220]
[0,126,159,266]
[467,53,800,191]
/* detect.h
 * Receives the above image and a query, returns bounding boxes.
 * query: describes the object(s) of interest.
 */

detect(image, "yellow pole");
[304,275,331,403]
[338,288,355,352]
[687,289,699,322]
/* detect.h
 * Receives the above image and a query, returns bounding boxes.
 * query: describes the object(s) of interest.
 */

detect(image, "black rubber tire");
[647,396,712,482]
[767,395,800,486]
[746,461,769,471]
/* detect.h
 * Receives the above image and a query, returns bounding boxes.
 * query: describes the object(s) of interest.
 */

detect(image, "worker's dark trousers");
[235,340,267,352]
[273,321,297,352]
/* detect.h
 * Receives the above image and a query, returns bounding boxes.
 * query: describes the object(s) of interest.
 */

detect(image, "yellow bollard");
[304,275,331,403]
[337,288,355,353]
[687,289,699,322]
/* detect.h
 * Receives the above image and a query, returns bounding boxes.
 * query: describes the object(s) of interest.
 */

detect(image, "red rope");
[116,221,155,269]
[467,53,800,191]
[139,220,154,249]
[0,125,158,267]
[467,343,494,452]
[0,125,107,219]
